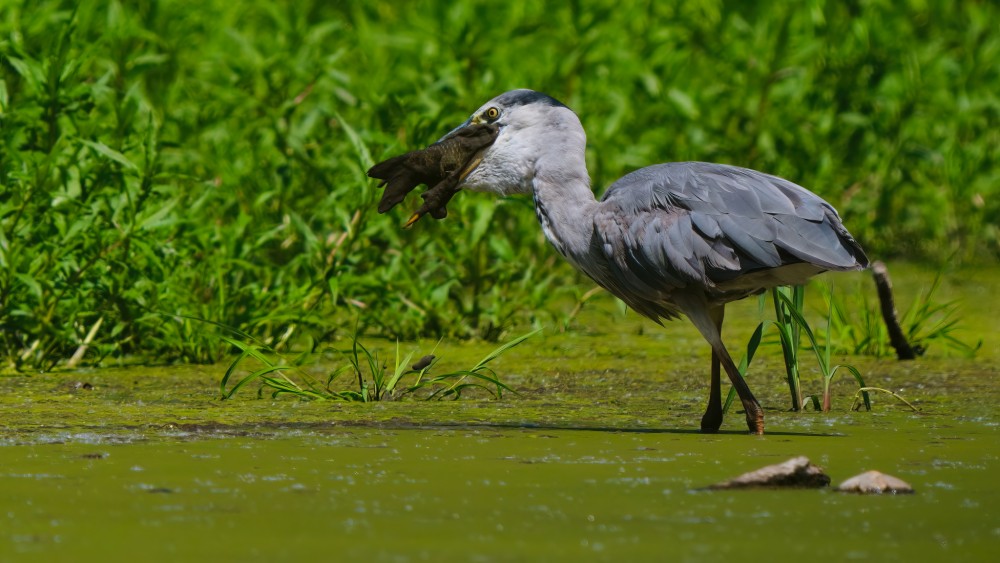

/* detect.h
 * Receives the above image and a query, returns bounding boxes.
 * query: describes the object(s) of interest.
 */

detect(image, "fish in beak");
[368,122,499,227]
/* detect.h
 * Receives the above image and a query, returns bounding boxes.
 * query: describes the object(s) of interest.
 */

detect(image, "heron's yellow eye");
[485,107,500,120]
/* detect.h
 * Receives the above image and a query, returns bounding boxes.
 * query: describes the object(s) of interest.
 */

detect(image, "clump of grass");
[770,286,871,412]
[725,285,871,414]
[220,330,539,402]
[772,286,806,410]
[823,276,981,358]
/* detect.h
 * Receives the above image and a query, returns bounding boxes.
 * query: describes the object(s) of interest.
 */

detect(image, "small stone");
[836,471,914,494]
[708,456,831,490]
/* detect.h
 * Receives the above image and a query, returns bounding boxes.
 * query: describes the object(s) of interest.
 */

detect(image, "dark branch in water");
[872,261,919,360]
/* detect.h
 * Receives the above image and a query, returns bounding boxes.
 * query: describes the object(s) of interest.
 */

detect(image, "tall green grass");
[2,0,997,367]
[723,278,974,413]
[822,276,982,358]
[723,286,872,415]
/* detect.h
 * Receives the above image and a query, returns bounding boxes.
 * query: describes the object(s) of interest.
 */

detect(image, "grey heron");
[375,89,869,435]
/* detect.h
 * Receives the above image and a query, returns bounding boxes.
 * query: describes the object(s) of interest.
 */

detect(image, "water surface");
[2,265,998,561]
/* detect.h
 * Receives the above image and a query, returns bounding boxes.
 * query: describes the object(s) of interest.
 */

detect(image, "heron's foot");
[743,404,765,435]
[700,406,723,434]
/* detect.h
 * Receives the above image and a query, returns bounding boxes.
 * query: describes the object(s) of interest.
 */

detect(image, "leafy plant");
[772,286,806,410]
[822,276,981,358]
[724,285,871,414]
[220,329,539,402]
[772,287,871,412]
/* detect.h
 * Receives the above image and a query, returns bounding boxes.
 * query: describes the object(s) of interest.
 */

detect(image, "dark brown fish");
[368,122,499,226]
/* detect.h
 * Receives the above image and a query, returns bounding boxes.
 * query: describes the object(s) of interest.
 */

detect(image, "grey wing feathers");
[592,162,867,310]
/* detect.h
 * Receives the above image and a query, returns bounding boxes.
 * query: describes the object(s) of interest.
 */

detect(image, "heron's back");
[588,162,867,321]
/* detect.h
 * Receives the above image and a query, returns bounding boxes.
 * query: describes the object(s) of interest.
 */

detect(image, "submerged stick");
[871,261,919,360]
[851,387,919,412]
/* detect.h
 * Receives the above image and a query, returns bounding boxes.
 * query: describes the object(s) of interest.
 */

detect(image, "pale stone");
[708,456,831,490]
[836,470,915,494]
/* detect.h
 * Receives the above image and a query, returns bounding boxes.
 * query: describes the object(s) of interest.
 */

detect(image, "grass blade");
[470,328,542,372]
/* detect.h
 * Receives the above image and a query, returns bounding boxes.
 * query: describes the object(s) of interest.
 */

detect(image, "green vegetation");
[773,286,808,410]
[723,286,871,415]
[770,286,870,412]
[823,276,983,358]
[2,0,997,367]
[721,270,980,414]
[220,329,537,402]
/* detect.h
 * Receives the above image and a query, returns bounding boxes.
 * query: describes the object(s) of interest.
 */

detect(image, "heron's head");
[442,89,588,197]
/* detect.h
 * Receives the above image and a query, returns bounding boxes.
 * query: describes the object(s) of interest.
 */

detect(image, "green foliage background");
[1,0,997,366]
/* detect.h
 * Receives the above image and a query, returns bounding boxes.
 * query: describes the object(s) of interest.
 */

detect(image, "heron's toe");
[700,411,723,434]
[744,412,765,435]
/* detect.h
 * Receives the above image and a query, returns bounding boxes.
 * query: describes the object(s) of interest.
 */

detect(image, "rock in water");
[836,471,914,494]
[708,456,831,490]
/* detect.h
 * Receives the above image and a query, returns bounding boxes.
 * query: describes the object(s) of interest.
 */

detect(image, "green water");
[3,420,997,562]
[2,265,999,561]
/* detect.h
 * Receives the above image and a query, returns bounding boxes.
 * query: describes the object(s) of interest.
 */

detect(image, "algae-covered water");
[3,420,998,562]
[2,265,998,561]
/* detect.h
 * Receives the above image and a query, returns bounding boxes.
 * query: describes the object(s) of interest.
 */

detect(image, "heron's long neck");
[531,151,599,265]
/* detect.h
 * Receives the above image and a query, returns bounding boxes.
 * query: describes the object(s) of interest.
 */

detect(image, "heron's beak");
[430,119,492,186]
[435,118,491,181]
[436,116,476,142]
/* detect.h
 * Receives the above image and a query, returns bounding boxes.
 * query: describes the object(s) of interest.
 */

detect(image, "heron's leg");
[700,306,725,433]
[678,295,765,435]
[714,336,764,435]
